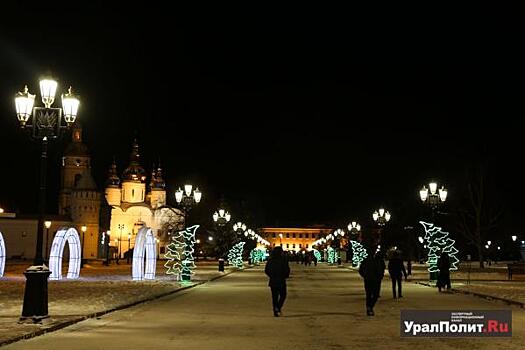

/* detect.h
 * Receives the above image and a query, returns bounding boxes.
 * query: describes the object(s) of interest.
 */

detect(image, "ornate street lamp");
[347,221,361,237]
[14,78,80,320]
[233,222,247,235]
[419,181,447,221]
[373,208,391,226]
[175,184,202,215]
[213,208,231,226]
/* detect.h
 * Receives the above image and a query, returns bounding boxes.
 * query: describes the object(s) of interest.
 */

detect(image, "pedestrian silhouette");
[359,250,383,316]
[388,250,407,299]
[437,252,451,292]
[265,246,290,317]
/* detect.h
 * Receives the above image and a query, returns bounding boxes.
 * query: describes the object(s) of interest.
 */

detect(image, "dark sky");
[0,7,523,234]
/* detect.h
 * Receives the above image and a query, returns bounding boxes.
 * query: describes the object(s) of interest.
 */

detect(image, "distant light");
[511,235,517,242]
[44,221,52,229]
[0,208,4,214]
[418,236,424,244]
[497,246,501,250]
[196,239,201,244]
[487,240,491,245]
[208,236,213,241]
[485,245,489,249]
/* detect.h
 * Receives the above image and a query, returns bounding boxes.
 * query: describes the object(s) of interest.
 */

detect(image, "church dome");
[106,159,121,187]
[122,139,146,183]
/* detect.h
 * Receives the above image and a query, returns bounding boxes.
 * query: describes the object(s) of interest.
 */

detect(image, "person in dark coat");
[265,247,290,316]
[388,250,407,299]
[375,251,386,298]
[437,252,451,292]
[359,252,383,316]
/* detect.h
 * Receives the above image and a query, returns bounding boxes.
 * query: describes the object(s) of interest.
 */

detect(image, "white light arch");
[133,226,157,281]
[0,231,6,277]
[49,227,81,280]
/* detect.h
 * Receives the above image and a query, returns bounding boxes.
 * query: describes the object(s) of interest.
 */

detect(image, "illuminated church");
[104,140,184,258]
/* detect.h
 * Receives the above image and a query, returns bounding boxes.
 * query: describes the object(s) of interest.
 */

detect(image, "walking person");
[375,251,386,298]
[388,250,407,299]
[359,250,383,316]
[265,247,290,317]
[437,252,451,292]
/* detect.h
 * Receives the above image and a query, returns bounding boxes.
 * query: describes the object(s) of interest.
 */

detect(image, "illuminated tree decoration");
[228,241,245,268]
[420,221,459,272]
[250,248,266,264]
[133,227,157,281]
[327,246,337,264]
[350,240,368,267]
[164,230,185,279]
[49,227,81,280]
[181,225,199,281]
[312,249,322,262]
[0,231,5,277]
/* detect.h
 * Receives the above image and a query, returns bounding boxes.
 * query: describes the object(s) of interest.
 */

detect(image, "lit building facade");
[105,140,184,259]
[258,227,333,252]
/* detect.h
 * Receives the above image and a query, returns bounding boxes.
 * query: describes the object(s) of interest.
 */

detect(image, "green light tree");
[420,221,459,273]
[164,230,184,279]
[181,225,199,281]
[228,241,245,268]
[350,240,368,267]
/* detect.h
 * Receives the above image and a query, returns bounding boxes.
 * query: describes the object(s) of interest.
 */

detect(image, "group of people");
[264,246,452,317]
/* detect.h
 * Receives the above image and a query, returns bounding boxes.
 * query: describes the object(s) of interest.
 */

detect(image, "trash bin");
[218,258,225,272]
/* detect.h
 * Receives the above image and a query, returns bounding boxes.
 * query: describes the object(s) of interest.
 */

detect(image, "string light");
[350,240,368,266]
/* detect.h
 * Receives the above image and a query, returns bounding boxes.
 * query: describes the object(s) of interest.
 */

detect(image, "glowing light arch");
[49,227,81,280]
[0,231,6,277]
[133,226,157,281]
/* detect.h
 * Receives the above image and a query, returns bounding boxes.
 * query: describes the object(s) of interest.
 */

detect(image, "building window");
[142,190,144,201]
[286,233,289,238]
[306,244,309,248]
[299,244,302,248]
[299,233,303,238]
[305,233,309,238]
[286,244,289,248]
[292,233,296,238]
[273,233,276,238]
[292,244,296,248]
[132,189,135,198]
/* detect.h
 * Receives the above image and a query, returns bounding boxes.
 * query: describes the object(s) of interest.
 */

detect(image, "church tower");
[149,163,166,209]
[59,122,91,215]
[105,159,121,206]
[121,139,147,204]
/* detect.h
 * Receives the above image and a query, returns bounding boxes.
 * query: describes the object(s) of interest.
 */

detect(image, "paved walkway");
[4,264,524,349]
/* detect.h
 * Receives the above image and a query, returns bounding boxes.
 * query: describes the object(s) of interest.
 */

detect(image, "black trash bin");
[218,258,225,272]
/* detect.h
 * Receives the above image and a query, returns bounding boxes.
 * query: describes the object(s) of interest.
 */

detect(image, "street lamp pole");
[81,225,87,268]
[127,234,131,264]
[15,79,80,320]
[372,208,391,246]
[44,221,52,263]
[117,224,124,261]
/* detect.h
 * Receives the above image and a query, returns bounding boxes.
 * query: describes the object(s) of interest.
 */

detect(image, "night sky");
[0,7,523,237]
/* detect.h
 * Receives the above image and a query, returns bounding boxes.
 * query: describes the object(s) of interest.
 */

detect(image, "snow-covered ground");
[0,260,237,345]
[2,264,524,350]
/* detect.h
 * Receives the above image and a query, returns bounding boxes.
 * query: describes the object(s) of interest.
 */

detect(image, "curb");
[414,281,525,309]
[0,268,240,348]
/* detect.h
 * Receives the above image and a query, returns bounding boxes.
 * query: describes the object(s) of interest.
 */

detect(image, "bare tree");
[456,164,502,268]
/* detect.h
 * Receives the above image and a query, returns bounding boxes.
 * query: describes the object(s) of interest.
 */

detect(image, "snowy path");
[4,264,524,350]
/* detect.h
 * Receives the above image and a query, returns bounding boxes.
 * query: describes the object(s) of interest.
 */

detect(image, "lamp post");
[213,204,231,271]
[44,221,51,263]
[117,224,124,261]
[14,79,80,320]
[80,225,87,268]
[372,208,391,227]
[419,181,448,222]
[333,229,345,265]
[127,233,132,264]
[175,184,202,227]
